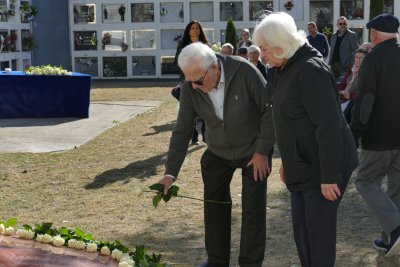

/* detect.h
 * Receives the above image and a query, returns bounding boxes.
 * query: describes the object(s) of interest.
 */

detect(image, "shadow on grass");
[114,209,242,266]
[85,145,205,190]
[142,121,176,136]
[118,229,205,266]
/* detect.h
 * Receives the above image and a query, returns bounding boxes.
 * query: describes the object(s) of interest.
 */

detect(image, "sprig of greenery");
[147,183,232,208]
[0,218,17,228]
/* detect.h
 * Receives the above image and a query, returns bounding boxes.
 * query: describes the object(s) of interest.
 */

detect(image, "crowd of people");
[157,12,400,267]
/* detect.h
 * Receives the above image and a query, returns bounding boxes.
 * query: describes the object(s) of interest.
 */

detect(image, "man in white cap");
[351,13,400,257]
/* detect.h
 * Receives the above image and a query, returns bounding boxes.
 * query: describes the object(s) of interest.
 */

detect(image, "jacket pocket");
[285,142,320,187]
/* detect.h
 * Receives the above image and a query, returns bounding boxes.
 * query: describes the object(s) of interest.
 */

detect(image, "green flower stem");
[144,190,231,204]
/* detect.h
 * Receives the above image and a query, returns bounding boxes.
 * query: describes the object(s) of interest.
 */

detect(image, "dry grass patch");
[0,85,399,266]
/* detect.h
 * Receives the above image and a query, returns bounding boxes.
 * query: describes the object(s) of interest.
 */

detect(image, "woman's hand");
[321,183,341,201]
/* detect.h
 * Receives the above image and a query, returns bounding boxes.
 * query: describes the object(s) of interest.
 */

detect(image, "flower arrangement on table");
[24,65,72,76]
[0,218,167,267]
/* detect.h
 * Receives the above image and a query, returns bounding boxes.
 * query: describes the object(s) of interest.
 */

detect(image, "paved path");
[0,101,162,153]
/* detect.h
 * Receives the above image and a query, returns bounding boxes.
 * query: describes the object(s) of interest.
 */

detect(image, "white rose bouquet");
[24,65,72,76]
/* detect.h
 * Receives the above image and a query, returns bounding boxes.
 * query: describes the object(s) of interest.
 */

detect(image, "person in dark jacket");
[248,45,267,78]
[174,20,209,145]
[328,16,359,79]
[307,21,330,60]
[351,13,400,257]
[157,42,275,267]
[253,12,358,267]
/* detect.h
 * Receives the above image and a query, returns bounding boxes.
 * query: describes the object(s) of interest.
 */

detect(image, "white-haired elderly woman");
[253,12,359,267]
[220,42,234,56]
[247,45,267,79]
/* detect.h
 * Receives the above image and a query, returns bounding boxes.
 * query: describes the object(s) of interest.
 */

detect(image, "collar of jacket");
[279,43,321,71]
[373,37,399,52]
[216,54,242,91]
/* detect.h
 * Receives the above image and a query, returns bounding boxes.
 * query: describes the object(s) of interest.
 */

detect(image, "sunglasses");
[338,22,347,26]
[186,64,212,86]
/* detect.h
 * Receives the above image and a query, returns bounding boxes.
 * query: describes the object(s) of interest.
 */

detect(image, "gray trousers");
[355,149,400,243]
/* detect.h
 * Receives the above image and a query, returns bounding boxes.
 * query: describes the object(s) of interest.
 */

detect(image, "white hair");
[247,45,260,54]
[252,12,307,59]
[178,42,217,71]
[221,43,234,51]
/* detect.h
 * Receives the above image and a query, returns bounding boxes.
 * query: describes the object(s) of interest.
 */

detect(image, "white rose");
[25,229,35,240]
[0,224,5,234]
[36,234,44,242]
[75,240,86,250]
[52,236,65,247]
[132,185,146,196]
[119,262,134,267]
[86,242,98,253]
[67,238,77,248]
[100,246,111,256]
[119,254,134,264]
[111,249,123,261]
[4,227,15,236]
[16,229,26,238]
[42,233,53,244]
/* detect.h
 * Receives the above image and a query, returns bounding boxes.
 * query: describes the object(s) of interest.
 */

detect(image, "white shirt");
[207,61,225,120]
[165,61,225,181]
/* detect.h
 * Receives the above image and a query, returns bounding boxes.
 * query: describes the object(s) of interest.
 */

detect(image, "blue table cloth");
[0,71,91,118]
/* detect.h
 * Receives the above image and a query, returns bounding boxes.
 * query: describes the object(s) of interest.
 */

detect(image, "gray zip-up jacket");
[164,55,275,178]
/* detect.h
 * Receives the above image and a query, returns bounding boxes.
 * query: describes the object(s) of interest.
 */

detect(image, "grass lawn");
[0,84,398,266]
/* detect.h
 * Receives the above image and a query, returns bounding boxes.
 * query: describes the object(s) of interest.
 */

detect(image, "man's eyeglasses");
[338,22,347,26]
[186,64,212,86]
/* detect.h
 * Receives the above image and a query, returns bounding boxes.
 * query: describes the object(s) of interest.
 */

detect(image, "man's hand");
[159,176,175,195]
[321,183,341,201]
[246,152,270,181]
[279,164,286,184]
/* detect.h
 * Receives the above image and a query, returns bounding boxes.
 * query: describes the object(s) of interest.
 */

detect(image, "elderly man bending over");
[158,42,275,267]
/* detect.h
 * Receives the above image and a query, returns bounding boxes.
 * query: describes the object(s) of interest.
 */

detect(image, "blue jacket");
[307,32,330,58]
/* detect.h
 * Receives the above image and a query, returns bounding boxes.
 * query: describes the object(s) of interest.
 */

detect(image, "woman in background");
[337,47,369,124]
[174,21,209,145]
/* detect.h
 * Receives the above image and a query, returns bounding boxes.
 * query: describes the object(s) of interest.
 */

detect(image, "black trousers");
[200,149,267,267]
[290,174,350,267]
[192,117,206,142]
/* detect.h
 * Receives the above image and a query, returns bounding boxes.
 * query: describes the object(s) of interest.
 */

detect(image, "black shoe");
[386,226,400,257]
[373,238,389,252]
